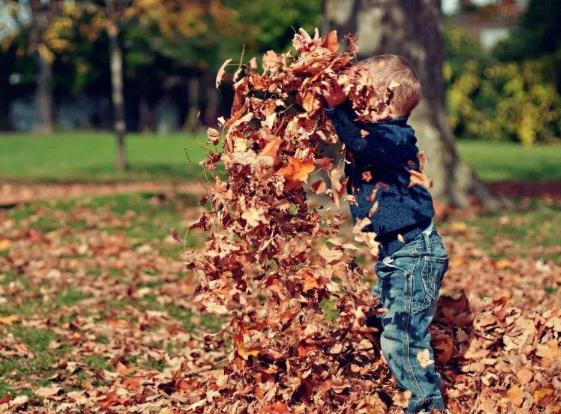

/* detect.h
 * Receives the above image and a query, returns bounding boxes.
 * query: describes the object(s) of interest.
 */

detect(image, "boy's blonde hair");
[356,54,421,117]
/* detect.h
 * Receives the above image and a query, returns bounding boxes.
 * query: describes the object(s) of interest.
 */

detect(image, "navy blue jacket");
[324,100,435,258]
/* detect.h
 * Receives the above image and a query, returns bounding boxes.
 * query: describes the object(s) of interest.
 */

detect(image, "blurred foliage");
[493,0,561,63]
[226,0,321,54]
[2,0,560,143]
[444,25,561,145]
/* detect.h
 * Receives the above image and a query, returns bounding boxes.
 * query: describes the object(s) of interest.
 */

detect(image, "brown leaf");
[216,58,233,88]
[322,30,339,53]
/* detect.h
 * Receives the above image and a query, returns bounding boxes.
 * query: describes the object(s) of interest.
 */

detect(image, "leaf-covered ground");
[0,193,560,413]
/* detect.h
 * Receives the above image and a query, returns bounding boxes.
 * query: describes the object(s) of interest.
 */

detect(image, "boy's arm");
[324,101,409,167]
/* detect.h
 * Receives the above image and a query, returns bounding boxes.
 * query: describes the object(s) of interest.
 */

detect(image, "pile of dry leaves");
[183,29,398,413]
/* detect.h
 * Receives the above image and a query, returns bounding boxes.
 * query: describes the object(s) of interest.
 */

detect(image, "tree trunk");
[184,75,200,132]
[107,0,127,171]
[0,47,15,131]
[138,97,154,133]
[203,71,219,127]
[34,53,54,134]
[322,0,506,209]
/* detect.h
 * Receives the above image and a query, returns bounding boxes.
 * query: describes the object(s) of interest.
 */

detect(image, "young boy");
[323,54,450,414]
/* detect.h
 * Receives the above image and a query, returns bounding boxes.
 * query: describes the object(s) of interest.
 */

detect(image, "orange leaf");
[260,137,282,160]
[263,401,289,413]
[507,384,524,407]
[0,239,10,251]
[277,157,315,182]
[297,342,317,357]
[0,315,19,325]
[301,271,319,292]
[302,91,320,113]
[515,366,533,385]
[322,30,339,53]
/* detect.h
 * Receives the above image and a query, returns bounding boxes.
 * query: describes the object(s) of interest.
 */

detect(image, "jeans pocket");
[411,256,448,313]
[375,255,420,310]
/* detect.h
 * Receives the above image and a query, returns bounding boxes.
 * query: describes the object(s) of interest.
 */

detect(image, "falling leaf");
[242,207,266,228]
[262,50,283,72]
[368,201,379,217]
[319,245,343,263]
[207,127,220,145]
[407,169,432,189]
[322,30,339,53]
[216,58,233,88]
[277,157,315,182]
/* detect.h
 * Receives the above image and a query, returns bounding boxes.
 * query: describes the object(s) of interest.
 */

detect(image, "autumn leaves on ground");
[0,191,560,413]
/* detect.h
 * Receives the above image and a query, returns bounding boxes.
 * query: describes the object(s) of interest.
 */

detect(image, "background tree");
[1,0,72,134]
[322,0,503,208]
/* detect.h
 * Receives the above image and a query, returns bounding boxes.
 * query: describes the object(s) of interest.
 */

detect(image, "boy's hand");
[323,79,347,108]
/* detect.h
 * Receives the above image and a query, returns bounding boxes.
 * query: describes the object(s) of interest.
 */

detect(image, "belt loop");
[423,222,432,254]
[423,231,431,253]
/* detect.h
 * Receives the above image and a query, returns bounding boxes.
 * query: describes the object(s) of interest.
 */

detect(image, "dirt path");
[488,181,561,201]
[0,181,205,206]
[2,180,560,207]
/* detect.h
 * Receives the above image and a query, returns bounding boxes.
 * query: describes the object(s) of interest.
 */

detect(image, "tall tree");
[322,0,503,208]
[105,0,127,170]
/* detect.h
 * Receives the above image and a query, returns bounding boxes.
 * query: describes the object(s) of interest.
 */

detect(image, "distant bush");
[444,26,561,145]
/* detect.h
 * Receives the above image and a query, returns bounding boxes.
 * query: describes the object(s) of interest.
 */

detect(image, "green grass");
[440,199,561,263]
[0,132,209,182]
[457,140,561,182]
[1,133,561,183]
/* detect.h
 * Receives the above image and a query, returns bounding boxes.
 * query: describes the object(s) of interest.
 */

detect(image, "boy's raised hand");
[323,78,347,108]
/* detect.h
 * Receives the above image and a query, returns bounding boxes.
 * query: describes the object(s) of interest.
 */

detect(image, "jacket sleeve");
[324,101,410,167]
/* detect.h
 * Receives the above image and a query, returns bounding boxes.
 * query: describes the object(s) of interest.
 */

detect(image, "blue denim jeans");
[372,224,449,413]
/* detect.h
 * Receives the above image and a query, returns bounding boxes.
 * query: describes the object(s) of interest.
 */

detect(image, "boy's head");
[355,54,421,118]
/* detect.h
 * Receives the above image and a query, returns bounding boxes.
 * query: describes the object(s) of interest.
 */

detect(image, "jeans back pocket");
[412,255,449,312]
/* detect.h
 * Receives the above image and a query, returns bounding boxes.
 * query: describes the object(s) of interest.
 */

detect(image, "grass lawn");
[456,140,561,182]
[0,132,211,183]
[1,132,561,183]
